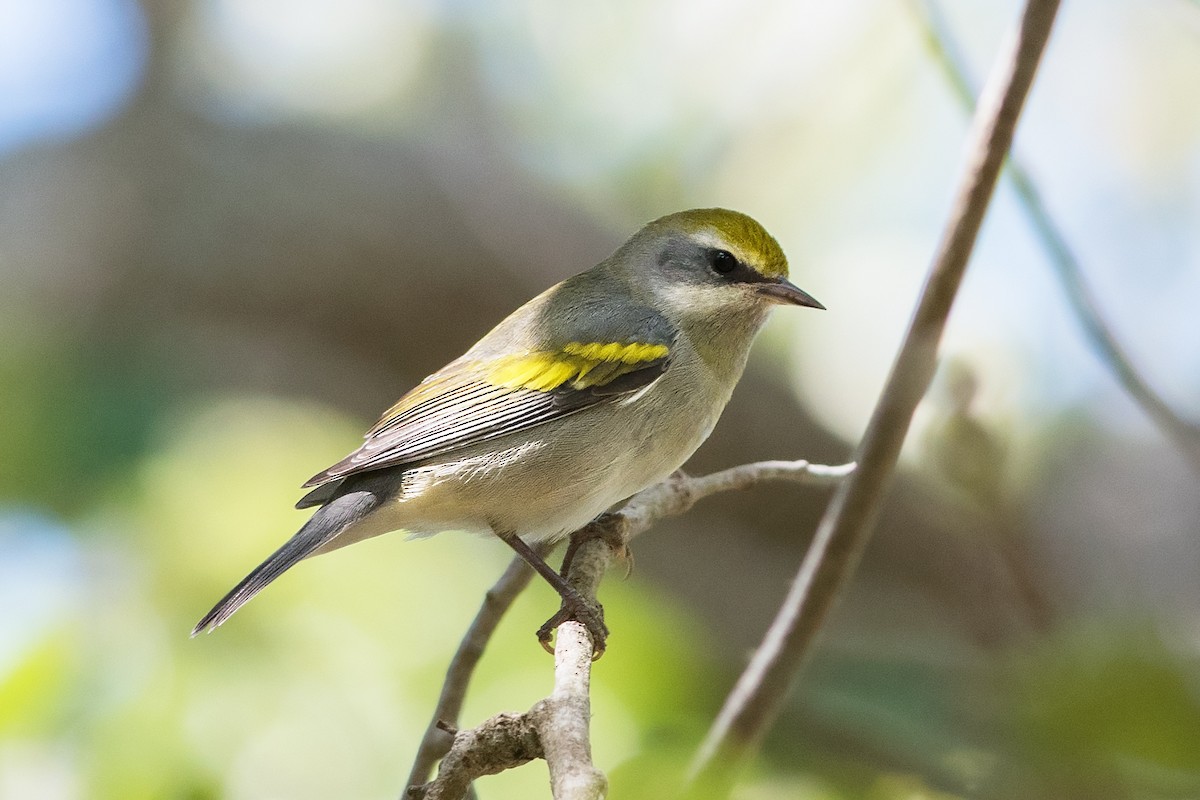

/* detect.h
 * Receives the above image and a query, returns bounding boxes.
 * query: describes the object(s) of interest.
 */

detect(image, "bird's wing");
[301,315,676,490]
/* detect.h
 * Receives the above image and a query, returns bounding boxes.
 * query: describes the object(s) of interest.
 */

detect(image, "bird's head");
[617,208,824,329]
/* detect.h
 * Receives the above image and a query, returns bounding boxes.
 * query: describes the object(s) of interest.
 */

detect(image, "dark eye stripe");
[706,247,769,284]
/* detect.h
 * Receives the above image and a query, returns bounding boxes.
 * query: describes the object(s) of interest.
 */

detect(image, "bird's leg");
[556,529,585,580]
[538,513,632,655]
[556,532,585,582]
[495,528,609,656]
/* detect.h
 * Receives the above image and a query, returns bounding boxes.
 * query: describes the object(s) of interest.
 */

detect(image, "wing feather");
[302,339,673,488]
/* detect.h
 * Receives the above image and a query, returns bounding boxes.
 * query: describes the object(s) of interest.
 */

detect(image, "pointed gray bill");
[756,278,825,309]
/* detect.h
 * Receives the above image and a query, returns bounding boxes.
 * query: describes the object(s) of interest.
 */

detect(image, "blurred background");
[1,0,1198,797]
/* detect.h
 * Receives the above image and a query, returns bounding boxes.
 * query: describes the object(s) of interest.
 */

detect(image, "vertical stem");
[687,1,1063,794]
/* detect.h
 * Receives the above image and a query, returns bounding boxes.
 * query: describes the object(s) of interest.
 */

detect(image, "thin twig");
[687,2,1063,795]
[403,460,851,797]
[910,0,1200,473]
[620,460,855,540]
[404,550,544,792]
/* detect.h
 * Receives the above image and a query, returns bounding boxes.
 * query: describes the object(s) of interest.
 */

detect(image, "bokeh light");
[0,0,146,154]
[180,0,435,121]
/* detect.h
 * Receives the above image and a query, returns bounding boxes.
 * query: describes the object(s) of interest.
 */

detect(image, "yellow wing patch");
[490,342,670,392]
[561,341,669,363]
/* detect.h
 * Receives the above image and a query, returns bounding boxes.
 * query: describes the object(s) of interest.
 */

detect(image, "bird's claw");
[537,598,608,659]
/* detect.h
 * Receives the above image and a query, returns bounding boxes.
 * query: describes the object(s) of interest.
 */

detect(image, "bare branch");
[529,621,607,799]
[687,1,1063,794]
[413,622,605,800]
[410,713,543,800]
[403,459,851,797]
[404,549,545,791]
[910,0,1200,473]
[620,460,855,542]
[414,519,614,800]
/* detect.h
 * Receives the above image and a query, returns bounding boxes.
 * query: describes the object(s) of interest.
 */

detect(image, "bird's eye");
[709,249,738,275]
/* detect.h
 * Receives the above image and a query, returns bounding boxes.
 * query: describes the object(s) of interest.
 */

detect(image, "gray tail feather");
[295,480,340,509]
[191,489,381,636]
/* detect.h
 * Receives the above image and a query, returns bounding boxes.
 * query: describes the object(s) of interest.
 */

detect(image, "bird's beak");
[756,278,825,309]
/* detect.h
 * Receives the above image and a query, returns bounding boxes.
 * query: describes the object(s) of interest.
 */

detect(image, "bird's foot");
[535,513,632,657]
[537,593,609,658]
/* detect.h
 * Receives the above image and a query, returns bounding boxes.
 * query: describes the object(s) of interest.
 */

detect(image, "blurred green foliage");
[1010,628,1200,798]
[0,337,173,514]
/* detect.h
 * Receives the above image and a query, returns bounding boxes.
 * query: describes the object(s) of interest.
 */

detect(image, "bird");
[192,208,823,650]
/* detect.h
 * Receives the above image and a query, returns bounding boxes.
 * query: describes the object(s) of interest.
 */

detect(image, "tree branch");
[403,459,852,798]
[405,548,546,792]
[530,621,607,799]
[687,1,1063,794]
[909,0,1200,473]
[410,714,543,800]
[413,557,608,800]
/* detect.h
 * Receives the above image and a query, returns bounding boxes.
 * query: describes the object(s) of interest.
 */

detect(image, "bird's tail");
[191,489,381,636]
